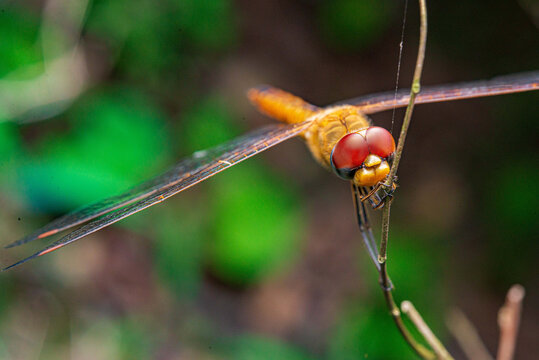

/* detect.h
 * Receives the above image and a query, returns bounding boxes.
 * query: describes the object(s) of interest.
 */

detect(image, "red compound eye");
[331,133,369,179]
[365,126,395,158]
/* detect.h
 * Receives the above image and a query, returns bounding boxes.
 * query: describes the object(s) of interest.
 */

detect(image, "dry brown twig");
[496,284,525,360]
[446,308,493,360]
[402,301,454,360]
[446,284,525,360]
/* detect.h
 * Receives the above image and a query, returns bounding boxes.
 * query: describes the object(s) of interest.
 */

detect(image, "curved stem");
[379,201,435,359]
[375,1,449,359]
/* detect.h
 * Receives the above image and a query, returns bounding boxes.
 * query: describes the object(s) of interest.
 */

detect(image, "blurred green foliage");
[0,7,42,78]
[175,0,237,51]
[86,0,236,86]
[170,96,304,286]
[344,230,447,359]
[485,161,539,286]
[479,93,539,288]
[0,123,20,157]
[179,96,240,151]
[208,162,304,285]
[0,276,14,318]
[225,335,313,360]
[0,122,21,181]
[153,200,206,299]
[318,0,395,51]
[329,304,416,359]
[0,340,8,359]
[18,88,172,212]
[115,319,154,360]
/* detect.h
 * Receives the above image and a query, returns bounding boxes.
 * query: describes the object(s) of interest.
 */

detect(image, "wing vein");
[3,121,312,270]
[336,71,539,114]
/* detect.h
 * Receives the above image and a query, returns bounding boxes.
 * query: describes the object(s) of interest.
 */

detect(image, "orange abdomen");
[248,86,320,124]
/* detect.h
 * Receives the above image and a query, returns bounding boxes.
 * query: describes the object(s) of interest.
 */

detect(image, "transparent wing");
[336,71,539,114]
[3,120,312,270]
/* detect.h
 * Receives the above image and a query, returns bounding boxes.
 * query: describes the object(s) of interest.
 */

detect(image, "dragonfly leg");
[355,185,394,289]
[352,184,381,271]
[361,178,397,210]
[359,184,382,203]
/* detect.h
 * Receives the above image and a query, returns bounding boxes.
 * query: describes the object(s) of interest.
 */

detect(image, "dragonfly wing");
[336,71,539,114]
[7,145,260,248]
[3,120,312,269]
[6,187,160,249]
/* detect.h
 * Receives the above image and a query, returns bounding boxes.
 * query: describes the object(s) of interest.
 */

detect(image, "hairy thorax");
[303,106,371,170]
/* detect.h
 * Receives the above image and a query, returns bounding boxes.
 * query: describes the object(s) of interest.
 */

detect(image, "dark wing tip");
[2,252,41,271]
[4,236,34,249]
[1,242,61,271]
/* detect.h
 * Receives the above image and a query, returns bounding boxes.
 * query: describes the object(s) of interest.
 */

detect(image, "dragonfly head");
[330,126,395,187]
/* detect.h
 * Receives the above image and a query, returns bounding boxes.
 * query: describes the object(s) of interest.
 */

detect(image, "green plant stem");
[384,0,427,190]
[375,1,452,359]
[379,201,435,360]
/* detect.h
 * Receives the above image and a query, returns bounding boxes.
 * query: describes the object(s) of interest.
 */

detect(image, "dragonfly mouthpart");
[353,158,390,187]
[363,154,382,167]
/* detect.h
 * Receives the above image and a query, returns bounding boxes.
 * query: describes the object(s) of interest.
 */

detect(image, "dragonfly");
[2,71,538,271]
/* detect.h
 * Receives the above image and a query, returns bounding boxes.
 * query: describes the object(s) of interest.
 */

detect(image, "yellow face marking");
[363,154,382,168]
[354,160,390,187]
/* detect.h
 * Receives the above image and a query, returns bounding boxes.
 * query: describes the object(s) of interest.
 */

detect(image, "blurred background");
[0,0,537,359]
